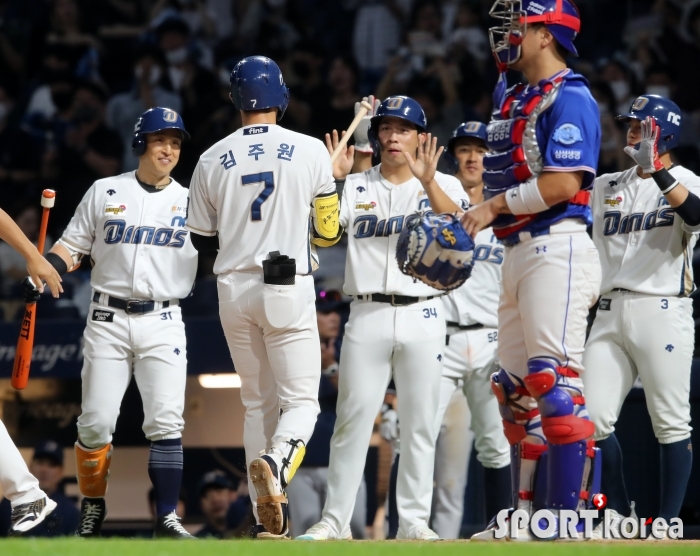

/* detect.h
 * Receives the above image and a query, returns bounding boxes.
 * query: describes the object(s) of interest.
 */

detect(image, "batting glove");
[379,403,399,443]
[353,95,380,153]
[623,116,664,174]
[21,276,41,303]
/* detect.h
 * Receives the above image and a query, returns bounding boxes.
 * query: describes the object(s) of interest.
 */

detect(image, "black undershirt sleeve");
[673,191,700,226]
[190,232,219,254]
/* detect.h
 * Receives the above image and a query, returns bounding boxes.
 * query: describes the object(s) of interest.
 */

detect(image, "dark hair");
[529,23,569,60]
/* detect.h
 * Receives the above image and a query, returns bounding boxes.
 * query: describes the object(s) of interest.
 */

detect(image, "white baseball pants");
[77,301,188,448]
[217,272,321,513]
[583,291,693,444]
[320,298,446,537]
[432,326,510,538]
[0,420,46,506]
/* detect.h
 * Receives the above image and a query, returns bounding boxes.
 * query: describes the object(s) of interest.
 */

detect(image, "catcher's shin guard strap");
[75,442,112,497]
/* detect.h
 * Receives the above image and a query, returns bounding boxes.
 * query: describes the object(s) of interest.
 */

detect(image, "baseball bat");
[330,100,373,164]
[11,189,55,390]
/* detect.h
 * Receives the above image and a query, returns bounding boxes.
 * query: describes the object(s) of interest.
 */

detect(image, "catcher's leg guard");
[491,369,547,514]
[75,442,112,498]
[523,358,597,514]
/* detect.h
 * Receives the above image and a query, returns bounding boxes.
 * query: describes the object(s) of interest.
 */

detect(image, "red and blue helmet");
[132,107,189,156]
[445,122,488,175]
[489,0,581,68]
[230,56,289,120]
[368,96,428,157]
[616,94,681,153]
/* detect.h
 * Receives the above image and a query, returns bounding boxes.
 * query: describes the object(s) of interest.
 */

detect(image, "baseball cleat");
[295,521,351,540]
[252,524,290,539]
[77,497,107,537]
[9,497,57,535]
[249,455,288,536]
[397,524,440,541]
[154,511,195,539]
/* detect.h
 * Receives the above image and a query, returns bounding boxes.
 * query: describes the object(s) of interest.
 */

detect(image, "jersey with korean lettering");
[186,124,335,275]
[442,227,501,328]
[484,69,601,241]
[340,166,469,296]
[591,165,700,296]
[57,171,197,300]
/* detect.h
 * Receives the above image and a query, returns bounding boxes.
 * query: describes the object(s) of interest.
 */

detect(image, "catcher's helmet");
[230,56,289,120]
[616,94,681,154]
[132,107,189,157]
[368,96,427,156]
[445,121,487,174]
[490,0,581,67]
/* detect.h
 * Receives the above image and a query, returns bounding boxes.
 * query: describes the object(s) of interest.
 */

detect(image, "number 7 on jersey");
[242,172,275,221]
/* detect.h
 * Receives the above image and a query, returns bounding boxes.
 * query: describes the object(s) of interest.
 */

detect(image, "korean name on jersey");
[591,165,700,296]
[186,125,335,276]
[339,166,469,297]
[58,171,198,301]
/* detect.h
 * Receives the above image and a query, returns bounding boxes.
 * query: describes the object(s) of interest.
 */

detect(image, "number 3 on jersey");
[242,172,274,221]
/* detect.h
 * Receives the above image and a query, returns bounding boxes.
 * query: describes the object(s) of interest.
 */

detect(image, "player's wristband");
[505,178,549,215]
[45,252,68,275]
[651,168,679,194]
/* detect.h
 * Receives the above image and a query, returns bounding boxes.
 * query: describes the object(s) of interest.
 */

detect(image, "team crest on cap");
[386,97,404,109]
[631,97,649,111]
[162,109,178,122]
[464,122,481,132]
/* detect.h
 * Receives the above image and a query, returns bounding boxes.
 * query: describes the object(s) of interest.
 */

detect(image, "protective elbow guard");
[311,192,341,246]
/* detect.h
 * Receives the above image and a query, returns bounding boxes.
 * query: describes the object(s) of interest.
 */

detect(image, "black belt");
[358,293,436,306]
[446,321,484,330]
[92,292,174,315]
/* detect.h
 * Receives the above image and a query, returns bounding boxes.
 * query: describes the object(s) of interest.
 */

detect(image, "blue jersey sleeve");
[537,81,601,188]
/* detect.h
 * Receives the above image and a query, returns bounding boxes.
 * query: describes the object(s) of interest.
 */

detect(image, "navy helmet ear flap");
[132,135,146,157]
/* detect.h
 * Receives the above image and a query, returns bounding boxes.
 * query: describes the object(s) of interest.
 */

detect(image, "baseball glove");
[396,212,475,292]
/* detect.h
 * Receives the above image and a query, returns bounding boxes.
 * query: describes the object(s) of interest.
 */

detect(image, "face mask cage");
[489,0,527,67]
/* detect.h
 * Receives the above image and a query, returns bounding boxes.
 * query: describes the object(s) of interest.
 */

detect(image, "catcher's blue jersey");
[484,69,601,241]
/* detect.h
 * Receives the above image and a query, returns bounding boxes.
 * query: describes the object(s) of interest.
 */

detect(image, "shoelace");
[11,499,42,525]
[163,512,189,535]
[79,502,103,535]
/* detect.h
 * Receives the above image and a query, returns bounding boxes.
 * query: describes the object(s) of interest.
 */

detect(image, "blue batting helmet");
[132,107,189,157]
[230,56,289,120]
[444,122,488,175]
[616,94,681,153]
[490,0,581,67]
[368,96,427,157]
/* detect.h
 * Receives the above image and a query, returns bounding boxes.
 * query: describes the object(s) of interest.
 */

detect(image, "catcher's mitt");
[396,212,475,292]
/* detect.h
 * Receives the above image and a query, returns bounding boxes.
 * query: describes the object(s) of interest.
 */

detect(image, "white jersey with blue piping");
[58,171,197,300]
[591,164,700,296]
[483,69,601,242]
[442,227,502,328]
[186,124,335,275]
[339,166,469,296]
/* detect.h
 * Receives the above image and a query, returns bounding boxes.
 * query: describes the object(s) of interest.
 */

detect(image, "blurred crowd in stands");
[1,0,700,311]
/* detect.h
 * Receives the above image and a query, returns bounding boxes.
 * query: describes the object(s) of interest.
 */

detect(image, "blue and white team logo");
[552,124,583,145]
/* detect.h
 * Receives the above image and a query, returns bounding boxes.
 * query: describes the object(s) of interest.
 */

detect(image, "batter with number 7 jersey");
[186,56,341,539]
[584,95,696,539]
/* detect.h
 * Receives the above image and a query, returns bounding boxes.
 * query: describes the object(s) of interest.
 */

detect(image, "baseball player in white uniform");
[584,95,696,539]
[0,208,61,535]
[432,122,511,538]
[298,96,468,541]
[186,56,341,539]
[38,107,197,538]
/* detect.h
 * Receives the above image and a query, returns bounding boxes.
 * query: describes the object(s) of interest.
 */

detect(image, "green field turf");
[1,539,699,556]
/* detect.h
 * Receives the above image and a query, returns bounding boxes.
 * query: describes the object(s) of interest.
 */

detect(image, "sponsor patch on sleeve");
[552,123,583,145]
[92,309,115,322]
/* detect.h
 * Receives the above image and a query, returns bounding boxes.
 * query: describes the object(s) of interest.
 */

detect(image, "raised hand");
[403,133,444,186]
[353,95,380,154]
[623,116,663,174]
[325,129,355,180]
